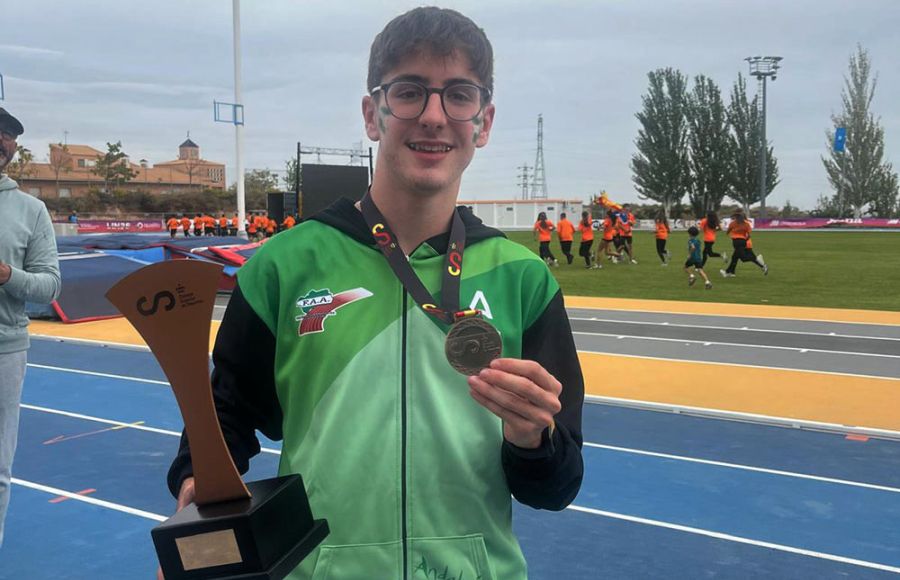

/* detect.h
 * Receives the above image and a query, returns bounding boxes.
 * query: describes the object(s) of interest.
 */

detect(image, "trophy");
[106,260,328,579]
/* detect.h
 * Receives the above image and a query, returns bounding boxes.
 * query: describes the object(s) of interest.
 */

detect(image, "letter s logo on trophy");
[106,260,328,579]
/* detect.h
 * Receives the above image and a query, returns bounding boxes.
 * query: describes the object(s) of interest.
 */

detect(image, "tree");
[631,68,691,218]
[49,143,74,197]
[686,75,732,216]
[229,169,279,210]
[6,146,35,181]
[284,157,299,192]
[92,141,136,192]
[727,74,779,214]
[822,45,899,218]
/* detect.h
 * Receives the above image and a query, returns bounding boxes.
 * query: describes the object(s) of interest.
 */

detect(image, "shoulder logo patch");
[295,287,373,336]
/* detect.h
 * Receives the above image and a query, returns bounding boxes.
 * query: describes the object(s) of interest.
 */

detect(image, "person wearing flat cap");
[0,107,61,547]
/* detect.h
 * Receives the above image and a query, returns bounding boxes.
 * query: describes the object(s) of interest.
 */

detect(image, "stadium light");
[745,56,782,220]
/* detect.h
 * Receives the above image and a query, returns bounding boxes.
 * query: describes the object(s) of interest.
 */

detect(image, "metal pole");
[759,76,767,219]
[233,0,246,237]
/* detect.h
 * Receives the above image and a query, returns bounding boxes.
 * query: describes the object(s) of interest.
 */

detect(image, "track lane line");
[573,331,900,360]
[11,477,167,522]
[566,504,900,574]
[569,316,900,342]
[577,348,900,382]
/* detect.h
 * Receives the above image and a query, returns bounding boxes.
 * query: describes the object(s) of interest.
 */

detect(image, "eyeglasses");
[371,80,491,122]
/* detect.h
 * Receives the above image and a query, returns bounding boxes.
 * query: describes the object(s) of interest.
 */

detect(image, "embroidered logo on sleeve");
[295,287,373,336]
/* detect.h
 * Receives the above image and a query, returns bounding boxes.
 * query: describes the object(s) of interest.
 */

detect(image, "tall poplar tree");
[822,45,898,218]
[631,68,691,218]
[727,74,779,213]
[686,75,731,216]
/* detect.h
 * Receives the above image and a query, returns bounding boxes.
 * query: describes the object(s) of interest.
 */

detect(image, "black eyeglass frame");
[370,80,492,122]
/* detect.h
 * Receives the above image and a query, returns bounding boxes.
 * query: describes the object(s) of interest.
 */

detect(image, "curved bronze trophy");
[106,260,327,579]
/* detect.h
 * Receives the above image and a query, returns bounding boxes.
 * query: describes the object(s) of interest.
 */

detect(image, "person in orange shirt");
[556,212,575,265]
[614,211,637,264]
[265,216,277,238]
[576,211,597,269]
[230,214,239,236]
[204,214,217,236]
[218,214,228,236]
[721,212,767,277]
[282,214,296,230]
[698,211,727,266]
[166,215,180,239]
[246,214,258,239]
[595,210,622,265]
[179,215,191,237]
[533,212,558,266]
[654,213,670,265]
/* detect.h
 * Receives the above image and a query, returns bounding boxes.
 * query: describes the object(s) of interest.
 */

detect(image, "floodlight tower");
[233,0,246,237]
[745,55,782,219]
[530,114,548,199]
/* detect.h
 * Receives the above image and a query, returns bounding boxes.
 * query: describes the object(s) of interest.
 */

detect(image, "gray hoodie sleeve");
[3,204,61,304]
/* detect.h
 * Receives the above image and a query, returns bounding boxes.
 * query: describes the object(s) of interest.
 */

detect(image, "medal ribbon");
[360,192,469,325]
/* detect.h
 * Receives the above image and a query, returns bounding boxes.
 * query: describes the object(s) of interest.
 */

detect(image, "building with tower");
[14,136,226,199]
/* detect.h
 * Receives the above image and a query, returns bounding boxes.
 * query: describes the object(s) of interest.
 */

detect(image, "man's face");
[0,129,18,172]
[362,50,494,197]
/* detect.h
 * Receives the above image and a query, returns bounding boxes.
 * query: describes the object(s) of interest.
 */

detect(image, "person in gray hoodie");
[0,107,60,547]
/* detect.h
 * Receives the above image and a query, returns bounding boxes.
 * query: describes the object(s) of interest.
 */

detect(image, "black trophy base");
[152,474,329,579]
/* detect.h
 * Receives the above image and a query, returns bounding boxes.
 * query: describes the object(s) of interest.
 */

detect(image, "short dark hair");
[367,7,494,95]
[688,226,699,237]
[560,212,567,219]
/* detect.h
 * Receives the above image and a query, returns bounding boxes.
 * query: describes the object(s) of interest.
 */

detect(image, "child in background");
[655,213,670,265]
[533,211,558,266]
[685,226,712,289]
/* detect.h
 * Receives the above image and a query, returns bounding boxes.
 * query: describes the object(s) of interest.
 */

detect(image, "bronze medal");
[445,317,503,376]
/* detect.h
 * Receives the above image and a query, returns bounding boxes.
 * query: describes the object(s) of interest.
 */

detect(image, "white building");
[459,199,587,230]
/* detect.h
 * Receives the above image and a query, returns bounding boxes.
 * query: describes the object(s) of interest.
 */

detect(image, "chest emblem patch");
[295,287,373,336]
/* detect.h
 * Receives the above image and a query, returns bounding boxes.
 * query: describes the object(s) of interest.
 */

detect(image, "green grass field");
[503,230,900,312]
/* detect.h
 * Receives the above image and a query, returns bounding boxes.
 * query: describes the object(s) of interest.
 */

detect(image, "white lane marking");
[566,306,900,328]
[31,334,152,352]
[585,394,900,441]
[568,316,900,342]
[573,331,900,360]
[576,349,900,383]
[11,477,167,522]
[27,363,169,385]
[20,405,281,456]
[566,505,900,574]
[584,443,900,494]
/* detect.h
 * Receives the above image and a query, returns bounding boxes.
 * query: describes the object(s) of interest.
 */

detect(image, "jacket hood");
[0,175,19,192]
[310,197,505,254]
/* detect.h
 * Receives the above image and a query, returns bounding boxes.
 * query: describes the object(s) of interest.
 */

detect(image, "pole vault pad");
[51,253,148,323]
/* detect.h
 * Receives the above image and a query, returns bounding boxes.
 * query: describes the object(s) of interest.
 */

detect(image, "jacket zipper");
[401,290,409,580]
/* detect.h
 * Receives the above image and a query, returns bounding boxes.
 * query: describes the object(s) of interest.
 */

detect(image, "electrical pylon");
[530,114,548,199]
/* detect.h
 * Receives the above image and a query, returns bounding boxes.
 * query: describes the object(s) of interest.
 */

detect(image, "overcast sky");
[4,0,898,209]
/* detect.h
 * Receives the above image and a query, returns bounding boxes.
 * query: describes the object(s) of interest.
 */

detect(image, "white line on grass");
[576,349,900,382]
[569,316,900,342]
[11,477,167,522]
[573,331,900,360]
[584,442,900,494]
[566,504,900,574]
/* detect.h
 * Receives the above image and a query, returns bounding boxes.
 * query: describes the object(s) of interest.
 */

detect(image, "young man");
[0,108,61,547]
[685,226,712,289]
[164,8,583,580]
[556,212,575,264]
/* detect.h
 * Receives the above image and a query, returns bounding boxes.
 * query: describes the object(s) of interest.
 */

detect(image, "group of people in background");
[533,205,640,269]
[164,212,298,241]
[537,207,770,288]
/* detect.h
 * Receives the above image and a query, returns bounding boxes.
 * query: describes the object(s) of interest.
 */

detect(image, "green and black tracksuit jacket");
[169,198,585,579]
